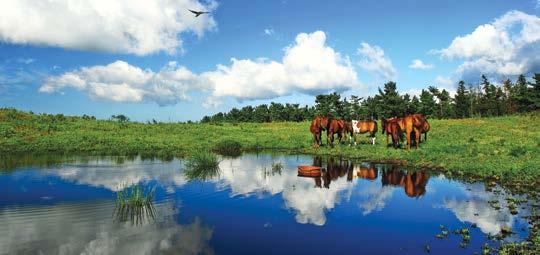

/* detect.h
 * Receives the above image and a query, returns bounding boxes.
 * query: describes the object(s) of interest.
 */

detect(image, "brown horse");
[350,120,378,145]
[414,113,430,142]
[381,117,404,148]
[397,114,426,149]
[322,116,345,147]
[310,116,324,147]
[343,121,354,141]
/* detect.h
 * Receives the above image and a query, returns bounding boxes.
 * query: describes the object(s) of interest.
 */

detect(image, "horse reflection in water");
[381,165,430,197]
[308,157,430,198]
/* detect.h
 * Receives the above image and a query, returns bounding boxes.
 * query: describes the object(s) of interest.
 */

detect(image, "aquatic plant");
[114,184,156,225]
[213,139,242,157]
[271,161,283,172]
[184,152,220,181]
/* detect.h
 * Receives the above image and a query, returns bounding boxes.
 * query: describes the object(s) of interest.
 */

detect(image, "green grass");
[1,108,539,191]
[114,184,156,225]
[184,152,221,181]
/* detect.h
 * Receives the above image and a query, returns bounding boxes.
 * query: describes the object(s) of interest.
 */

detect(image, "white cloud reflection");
[0,200,214,255]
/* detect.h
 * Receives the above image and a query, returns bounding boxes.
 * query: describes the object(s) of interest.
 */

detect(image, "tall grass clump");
[213,139,242,157]
[114,183,156,225]
[185,152,221,181]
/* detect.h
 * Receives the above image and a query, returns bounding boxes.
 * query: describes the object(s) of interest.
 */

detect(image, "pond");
[0,154,534,254]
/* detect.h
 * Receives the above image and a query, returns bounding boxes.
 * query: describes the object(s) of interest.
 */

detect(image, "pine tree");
[377,81,407,118]
[454,81,471,118]
[529,73,540,111]
[419,89,436,117]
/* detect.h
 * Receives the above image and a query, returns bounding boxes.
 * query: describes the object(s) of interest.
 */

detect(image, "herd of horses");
[309,113,430,149]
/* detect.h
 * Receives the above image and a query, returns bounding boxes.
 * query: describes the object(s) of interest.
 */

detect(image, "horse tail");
[424,131,428,142]
[372,121,378,137]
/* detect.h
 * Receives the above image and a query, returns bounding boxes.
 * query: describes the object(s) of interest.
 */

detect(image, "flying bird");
[189,9,209,17]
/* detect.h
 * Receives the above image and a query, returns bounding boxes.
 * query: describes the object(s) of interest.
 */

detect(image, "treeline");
[201,74,540,122]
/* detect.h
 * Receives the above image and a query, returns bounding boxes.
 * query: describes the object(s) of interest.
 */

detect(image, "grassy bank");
[1,108,539,187]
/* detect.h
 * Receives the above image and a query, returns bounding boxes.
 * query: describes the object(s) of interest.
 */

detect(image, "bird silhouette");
[189,9,209,17]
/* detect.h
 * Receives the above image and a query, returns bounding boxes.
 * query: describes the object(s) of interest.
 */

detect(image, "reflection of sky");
[441,183,530,237]
[1,154,533,253]
[48,158,186,191]
[0,199,214,255]
[215,155,357,226]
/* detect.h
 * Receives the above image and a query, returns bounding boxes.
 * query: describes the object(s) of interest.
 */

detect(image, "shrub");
[213,139,242,157]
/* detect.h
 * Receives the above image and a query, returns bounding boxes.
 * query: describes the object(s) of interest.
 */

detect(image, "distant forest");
[201,74,540,123]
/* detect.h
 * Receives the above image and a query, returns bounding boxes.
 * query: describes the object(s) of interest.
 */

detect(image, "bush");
[213,139,242,157]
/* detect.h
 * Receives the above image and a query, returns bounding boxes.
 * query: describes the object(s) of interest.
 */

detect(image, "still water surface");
[0,154,533,254]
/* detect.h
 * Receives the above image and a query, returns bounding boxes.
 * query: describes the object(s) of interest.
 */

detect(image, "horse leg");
[415,129,421,149]
[406,130,411,150]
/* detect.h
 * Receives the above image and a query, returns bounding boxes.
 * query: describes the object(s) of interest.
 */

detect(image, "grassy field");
[1,108,539,190]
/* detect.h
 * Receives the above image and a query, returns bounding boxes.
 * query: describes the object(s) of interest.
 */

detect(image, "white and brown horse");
[347,120,378,145]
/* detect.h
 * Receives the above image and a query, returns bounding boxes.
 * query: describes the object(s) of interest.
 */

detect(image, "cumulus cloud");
[204,31,359,101]
[357,42,397,81]
[409,59,433,70]
[40,60,206,106]
[0,0,217,55]
[41,31,360,105]
[436,10,540,81]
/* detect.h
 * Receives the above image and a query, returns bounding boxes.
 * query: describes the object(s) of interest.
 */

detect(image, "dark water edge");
[0,153,537,254]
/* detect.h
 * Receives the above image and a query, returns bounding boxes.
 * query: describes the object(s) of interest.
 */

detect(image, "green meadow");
[1,108,539,191]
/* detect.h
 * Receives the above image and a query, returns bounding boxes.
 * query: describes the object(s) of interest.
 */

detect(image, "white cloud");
[41,31,361,105]
[264,28,275,36]
[0,200,214,255]
[409,59,433,70]
[16,58,34,64]
[40,60,206,106]
[203,31,360,101]
[436,10,540,81]
[0,0,217,55]
[357,42,397,81]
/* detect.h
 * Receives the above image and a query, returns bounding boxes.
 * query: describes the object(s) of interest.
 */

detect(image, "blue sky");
[1,0,539,121]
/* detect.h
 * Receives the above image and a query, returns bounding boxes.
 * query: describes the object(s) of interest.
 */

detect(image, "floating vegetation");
[114,184,156,226]
[213,139,242,157]
[488,200,501,210]
[453,227,471,248]
[435,225,449,239]
[271,161,283,172]
[482,243,492,255]
[185,152,220,181]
